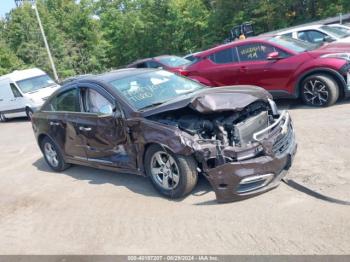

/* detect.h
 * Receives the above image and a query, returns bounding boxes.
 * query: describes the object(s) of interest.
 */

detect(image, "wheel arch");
[295,68,346,98]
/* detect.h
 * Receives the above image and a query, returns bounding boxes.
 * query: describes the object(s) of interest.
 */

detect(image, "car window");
[282,32,293,38]
[84,89,113,115]
[237,43,275,61]
[147,61,162,68]
[297,31,308,41]
[209,48,238,64]
[47,88,80,112]
[16,74,56,93]
[136,63,147,68]
[157,56,191,67]
[10,83,22,98]
[299,30,326,43]
[109,70,204,110]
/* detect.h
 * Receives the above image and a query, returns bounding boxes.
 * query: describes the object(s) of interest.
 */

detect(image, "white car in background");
[0,68,60,122]
[276,24,350,44]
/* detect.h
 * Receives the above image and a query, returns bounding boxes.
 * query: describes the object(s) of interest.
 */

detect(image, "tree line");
[0,0,349,79]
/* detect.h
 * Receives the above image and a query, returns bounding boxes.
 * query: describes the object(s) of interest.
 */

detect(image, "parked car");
[126,55,191,73]
[176,36,350,107]
[31,68,297,202]
[0,68,60,122]
[276,24,350,44]
[328,24,350,35]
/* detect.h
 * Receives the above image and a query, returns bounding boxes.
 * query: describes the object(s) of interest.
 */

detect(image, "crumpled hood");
[142,85,271,116]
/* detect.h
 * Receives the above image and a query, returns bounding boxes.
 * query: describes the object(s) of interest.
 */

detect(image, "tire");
[0,113,7,122]
[300,74,339,107]
[40,136,70,172]
[26,108,34,120]
[144,144,198,199]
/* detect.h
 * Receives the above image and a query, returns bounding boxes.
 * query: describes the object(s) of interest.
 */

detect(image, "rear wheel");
[41,136,70,172]
[300,74,339,107]
[0,113,7,122]
[144,144,198,198]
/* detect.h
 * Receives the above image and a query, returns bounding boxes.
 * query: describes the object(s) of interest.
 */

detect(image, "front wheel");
[300,74,339,107]
[144,144,198,199]
[0,113,7,122]
[26,108,34,120]
[41,136,70,172]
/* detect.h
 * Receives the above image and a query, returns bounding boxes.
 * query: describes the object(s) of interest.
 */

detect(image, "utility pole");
[14,0,59,81]
[32,3,59,81]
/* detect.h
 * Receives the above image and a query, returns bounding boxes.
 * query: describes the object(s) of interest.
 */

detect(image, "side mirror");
[323,35,335,43]
[267,51,281,60]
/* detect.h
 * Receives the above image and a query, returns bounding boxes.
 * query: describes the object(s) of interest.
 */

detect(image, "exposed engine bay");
[148,101,272,148]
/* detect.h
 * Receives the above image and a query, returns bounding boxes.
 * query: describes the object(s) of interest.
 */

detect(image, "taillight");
[178,69,190,76]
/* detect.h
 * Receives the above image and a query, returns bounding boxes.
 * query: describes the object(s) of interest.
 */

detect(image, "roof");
[0,68,46,82]
[69,68,158,85]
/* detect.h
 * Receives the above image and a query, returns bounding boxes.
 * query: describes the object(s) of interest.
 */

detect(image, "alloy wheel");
[44,142,59,167]
[150,151,180,190]
[303,79,329,106]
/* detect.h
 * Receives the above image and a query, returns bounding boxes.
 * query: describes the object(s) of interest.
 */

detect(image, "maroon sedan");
[31,69,296,203]
[178,36,350,107]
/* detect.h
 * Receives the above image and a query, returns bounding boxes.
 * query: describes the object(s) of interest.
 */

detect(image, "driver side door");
[77,84,137,170]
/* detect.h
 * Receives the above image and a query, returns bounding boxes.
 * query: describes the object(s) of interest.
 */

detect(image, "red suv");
[180,36,350,106]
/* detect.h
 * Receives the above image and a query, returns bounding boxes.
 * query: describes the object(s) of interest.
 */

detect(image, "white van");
[0,68,60,122]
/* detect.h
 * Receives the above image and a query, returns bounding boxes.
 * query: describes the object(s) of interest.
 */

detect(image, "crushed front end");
[146,89,297,202]
[196,109,297,202]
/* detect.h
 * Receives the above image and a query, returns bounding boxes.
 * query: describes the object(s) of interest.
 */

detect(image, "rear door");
[77,84,136,170]
[198,47,240,86]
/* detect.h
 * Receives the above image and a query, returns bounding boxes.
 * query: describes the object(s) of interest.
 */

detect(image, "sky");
[0,0,17,18]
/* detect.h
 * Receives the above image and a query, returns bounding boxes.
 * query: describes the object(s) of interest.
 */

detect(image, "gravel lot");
[0,99,349,254]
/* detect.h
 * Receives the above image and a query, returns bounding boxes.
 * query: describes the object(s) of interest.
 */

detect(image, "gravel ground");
[0,99,349,255]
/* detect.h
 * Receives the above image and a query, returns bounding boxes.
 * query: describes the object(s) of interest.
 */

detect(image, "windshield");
[16,74,56,93]
[321,25,350,38]
[157,56,191,67]
[268,36,319,53]
[330,25,350,35]
[109,70,204,110]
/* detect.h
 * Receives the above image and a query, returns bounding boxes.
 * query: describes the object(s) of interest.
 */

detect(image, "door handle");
[239,66,247,73]
[49,121,60,126]
[79,126,92,132]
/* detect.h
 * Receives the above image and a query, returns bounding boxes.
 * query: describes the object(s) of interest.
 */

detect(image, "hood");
[335,36,350,43]
[308,42,350,58]
[142,85,271,117]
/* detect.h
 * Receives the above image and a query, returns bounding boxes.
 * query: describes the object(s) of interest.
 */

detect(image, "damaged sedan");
[31,69,297,202]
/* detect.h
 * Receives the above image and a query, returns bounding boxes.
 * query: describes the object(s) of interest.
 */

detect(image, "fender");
[293,67,347,98]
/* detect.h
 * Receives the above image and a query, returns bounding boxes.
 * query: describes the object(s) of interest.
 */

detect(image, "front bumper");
[202,111,297,203]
